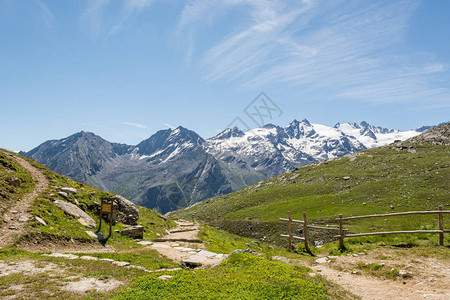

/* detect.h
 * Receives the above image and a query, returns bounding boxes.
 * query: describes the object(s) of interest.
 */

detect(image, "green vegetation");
[0,248,177,299]
[172,130,449,248]
[116,253,329,300]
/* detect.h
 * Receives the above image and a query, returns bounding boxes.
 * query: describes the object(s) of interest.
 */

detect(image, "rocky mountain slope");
[21,120,425,213]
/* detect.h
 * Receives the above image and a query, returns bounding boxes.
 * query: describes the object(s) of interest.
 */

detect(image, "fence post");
[438,206,444,246]
[338,214,344,250]
[288,211,292,251]
[303,212,309,252]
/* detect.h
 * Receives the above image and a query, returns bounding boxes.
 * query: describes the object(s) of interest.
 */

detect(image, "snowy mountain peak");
[212,127,245,140]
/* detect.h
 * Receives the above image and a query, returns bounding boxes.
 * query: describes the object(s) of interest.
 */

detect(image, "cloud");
[121,121,148,129]
[80,0,110,36]
[177,0,450,105]
[109,0,154,36]
[163,123,176,129]
[80,0,153,36]
[33,0,56,30]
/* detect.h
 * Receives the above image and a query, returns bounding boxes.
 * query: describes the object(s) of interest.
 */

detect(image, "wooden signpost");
[99,197,114,237]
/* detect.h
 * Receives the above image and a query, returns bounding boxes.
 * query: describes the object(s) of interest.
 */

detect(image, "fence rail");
[281,206,448,251]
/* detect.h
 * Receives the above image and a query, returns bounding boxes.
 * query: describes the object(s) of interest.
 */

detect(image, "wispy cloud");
[121,121,148,129]
[80,0,110,36]
[177,0,450,105]
[80,0,153,37]
[163,123,176,129]
[33,0,55,30]
[109,0,154,36]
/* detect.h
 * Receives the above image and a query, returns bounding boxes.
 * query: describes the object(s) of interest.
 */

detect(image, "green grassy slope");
[172,123,449,246]
[0,149,176,249]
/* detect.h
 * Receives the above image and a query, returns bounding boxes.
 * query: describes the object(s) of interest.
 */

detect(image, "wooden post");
[288,211,292,250]
[438,206,444,246]
[338,214,344,250]
[109,198,114,237]
[303,212,309,252]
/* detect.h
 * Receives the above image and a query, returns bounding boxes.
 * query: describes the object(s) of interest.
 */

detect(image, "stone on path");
[315,257,330,264]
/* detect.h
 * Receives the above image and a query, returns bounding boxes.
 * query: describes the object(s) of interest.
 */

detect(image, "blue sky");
[0,0,449,151]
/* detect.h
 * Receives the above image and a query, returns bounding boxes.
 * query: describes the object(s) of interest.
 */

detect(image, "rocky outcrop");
[54,200,96,228]
[120,225,144,239]
[111,195,139,225]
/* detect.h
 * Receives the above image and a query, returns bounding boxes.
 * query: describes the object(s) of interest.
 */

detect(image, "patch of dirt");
[0,153,49,247]
[61,276,123,293]
[310,248,450,299]
[0,260,60,277]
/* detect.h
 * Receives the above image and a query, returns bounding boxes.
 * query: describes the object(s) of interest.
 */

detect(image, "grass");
[116,253,330,300]
[0,248,178,299]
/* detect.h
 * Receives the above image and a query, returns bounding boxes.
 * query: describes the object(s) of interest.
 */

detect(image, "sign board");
[101,203,112,213]
[99,197,114,237]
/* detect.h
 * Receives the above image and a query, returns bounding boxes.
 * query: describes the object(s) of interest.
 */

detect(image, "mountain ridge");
[21,119,431,213]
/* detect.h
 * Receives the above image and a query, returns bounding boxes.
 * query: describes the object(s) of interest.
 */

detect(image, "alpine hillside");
[171,122,449,245]
[22,120,426,213]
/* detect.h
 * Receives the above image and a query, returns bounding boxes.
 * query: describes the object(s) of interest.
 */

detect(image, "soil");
[0,153,49,247]
[310,248,450,299]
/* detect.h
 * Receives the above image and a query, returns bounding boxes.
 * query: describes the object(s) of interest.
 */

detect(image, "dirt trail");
[310,249,450,300]
[0,152,49,247]
[147,220,226,267]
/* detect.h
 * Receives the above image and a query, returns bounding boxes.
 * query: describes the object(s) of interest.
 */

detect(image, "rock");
[114,261,131,267]
[99,258,115,262]
[60,187,77,194]
[35,216,47,226]
[137,241,153,246]
[11,211,19,214]
[399,270,408,276]
[272,256,291,264]
[111,195,139,225]
[308,273,317,277]
[54,200,96,228]
[80,256,98,261]
[343,176,351,180]
[58,191,69,199]
[8,225,16,230]
[44,253,79,259]
[120,225,144,239]
[11,177,22,187]
[158,275,173,280]
[85,231,106,241]
[314,240,324,247]
[18,216,28,222]
[171,243,180,247]
[197,250,219,258]
[315,257,330,264]
[182,257,205,268]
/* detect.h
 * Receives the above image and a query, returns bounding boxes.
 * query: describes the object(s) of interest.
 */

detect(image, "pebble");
[158,275,173,280]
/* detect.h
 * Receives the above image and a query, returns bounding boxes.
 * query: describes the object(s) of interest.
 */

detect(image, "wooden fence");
[281,206,449,251]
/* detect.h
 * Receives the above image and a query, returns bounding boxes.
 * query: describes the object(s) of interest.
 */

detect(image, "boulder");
[54,200,96,228]
[111,195,139,225]
[120,225,144,239]
[58,191,69,199]
[60,187,77,194]
[35,216,47,226]
[11,177,21,187]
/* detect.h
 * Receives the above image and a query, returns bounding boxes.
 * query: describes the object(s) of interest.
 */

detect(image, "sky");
[0,0,449,151]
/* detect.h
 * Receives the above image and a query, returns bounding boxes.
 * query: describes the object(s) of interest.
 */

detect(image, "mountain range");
[21,119,425,213]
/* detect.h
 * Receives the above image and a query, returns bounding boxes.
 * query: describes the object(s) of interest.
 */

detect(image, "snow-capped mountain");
[21,120,425,213]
